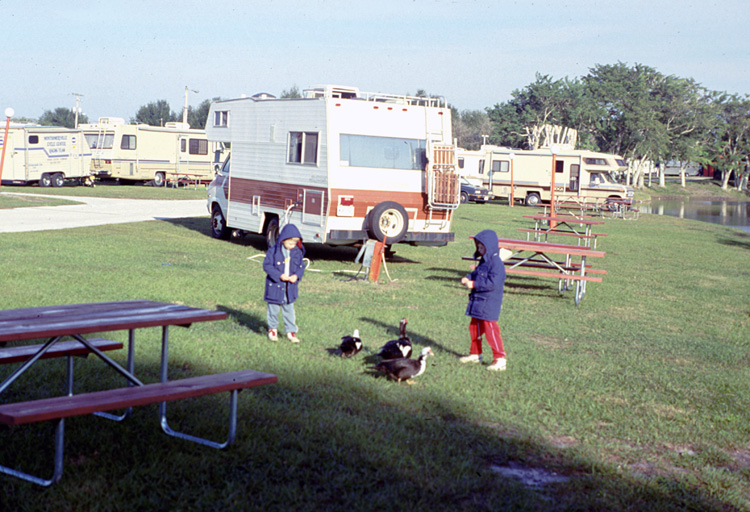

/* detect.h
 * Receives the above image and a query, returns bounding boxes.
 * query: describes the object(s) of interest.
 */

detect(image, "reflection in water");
[642,199,750,232]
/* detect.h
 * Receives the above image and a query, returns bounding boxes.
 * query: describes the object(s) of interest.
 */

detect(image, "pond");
[641,198,750,233]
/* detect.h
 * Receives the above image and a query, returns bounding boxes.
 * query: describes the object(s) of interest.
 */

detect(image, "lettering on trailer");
[44,135,68,155]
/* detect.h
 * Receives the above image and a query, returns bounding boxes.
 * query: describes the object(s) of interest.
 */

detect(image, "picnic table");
[0,300,277,486]
[165,172,207,189]
[521,214,607,249]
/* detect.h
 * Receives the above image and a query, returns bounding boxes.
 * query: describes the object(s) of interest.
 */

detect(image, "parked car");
[460,176,491,203]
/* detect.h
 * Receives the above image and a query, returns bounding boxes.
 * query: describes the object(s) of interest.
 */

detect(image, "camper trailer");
[0,124,92,186]
[80,118,217,186]
[205,85,459,248]
[456,145,633,206]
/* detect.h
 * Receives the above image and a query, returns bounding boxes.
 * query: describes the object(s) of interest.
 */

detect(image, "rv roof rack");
[302,85,447,108]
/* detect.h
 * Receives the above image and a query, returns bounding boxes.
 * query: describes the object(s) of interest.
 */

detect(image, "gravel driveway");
[0,192,208,233]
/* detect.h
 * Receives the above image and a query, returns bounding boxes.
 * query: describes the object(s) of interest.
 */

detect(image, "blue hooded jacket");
[465,229,506,321]
[263,224,305,305]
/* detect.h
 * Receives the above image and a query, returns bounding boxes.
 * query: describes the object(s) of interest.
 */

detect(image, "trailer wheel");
[210,205,230,240]
[265,216,280,249]
[367,201,409,243]
[525,193,541,207]
[52,173,65,188]
[39,174,52,188]
[152,172,166,187]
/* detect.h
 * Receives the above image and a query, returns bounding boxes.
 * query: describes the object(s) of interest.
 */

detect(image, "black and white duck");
[376,318,412,360]
[371,347,434,383]
[338,329,362,358]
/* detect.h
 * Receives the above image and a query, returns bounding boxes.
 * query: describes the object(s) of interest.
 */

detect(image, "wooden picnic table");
[521,214,607,248]
[0,300,276,486]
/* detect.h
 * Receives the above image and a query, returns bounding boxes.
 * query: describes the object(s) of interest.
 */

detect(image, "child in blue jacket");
[263,223,305,343]
[460,229,507,371]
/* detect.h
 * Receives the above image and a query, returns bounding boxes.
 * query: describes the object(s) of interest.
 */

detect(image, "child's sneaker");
[287,332,300,343]
[267,329,278,342]
[487,358,507,371]
[459,354,482,364]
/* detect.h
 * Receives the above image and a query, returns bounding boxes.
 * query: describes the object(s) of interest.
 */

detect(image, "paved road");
[0,192,208,233]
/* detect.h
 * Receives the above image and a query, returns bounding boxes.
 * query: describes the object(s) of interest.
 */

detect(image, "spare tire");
[367,201,409,243]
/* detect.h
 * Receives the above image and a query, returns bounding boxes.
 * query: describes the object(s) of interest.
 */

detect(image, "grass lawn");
[0,192,748,511]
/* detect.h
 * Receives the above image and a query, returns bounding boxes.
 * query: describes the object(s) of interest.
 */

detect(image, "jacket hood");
[474,229,499,259]
[279,223,302,242]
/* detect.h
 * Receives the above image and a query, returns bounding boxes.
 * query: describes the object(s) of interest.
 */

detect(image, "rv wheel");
[152,172,166,187]
[367,201,409,243]
[265,217,280,249]
[210,205,230,240]
[52,173,65,188]
[525,193,541,207]
[39,174,52,188]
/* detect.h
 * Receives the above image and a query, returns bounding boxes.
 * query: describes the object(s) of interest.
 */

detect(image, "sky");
[2,0,749,122]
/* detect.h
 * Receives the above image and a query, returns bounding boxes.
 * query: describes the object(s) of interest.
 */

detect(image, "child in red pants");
[460,229,507,371]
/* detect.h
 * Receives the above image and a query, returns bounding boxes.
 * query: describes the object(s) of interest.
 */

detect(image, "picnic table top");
[0,300,227,343]
[497,237,606,258]
[523,214,606,225]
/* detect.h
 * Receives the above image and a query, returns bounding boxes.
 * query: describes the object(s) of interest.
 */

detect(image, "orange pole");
[0,114,11,190]
[550,153,557,229]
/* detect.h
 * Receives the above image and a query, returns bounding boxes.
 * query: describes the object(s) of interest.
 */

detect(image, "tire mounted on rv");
[366,201,409,244]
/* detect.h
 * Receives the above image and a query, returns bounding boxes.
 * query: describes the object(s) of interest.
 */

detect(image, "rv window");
[189,139,208,155]
[339,134,426,170]
[214,111,229,127]
[121,135,136,150]
[458,157,464,169]
[84,133,114,149]
[491,160,509,173]
[181,139,186,152]
[28,135,39,144]
[288,132,318,165]
[479,160,485,174]
[584,157,608,166]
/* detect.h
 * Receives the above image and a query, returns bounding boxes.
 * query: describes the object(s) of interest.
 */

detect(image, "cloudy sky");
[2,0,748,121]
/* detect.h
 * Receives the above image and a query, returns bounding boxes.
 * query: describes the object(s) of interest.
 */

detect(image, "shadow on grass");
[716,230,750,250]
[359,316,462,358]
[0,349,736,512]
[217,304,266,335]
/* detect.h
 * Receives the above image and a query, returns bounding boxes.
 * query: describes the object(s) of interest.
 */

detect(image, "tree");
[281,85,302,98]
[711,93,750,190]
[187,99,217,129]
[454,110,490,150]
[38,107,89,128]
[131,100,177,126]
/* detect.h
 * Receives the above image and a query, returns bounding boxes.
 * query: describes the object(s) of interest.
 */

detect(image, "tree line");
[25,62,750,191]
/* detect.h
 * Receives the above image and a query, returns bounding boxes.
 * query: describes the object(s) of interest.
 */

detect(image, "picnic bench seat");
[505,268,603,282]
[517,228,608,240]
[0,338,123,365]
[0,369,277,486]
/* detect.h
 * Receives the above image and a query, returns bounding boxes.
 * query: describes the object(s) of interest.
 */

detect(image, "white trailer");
[456,145,634,207]
[205,86,459,248]
[79,118,218,186]
[0,124,92,187]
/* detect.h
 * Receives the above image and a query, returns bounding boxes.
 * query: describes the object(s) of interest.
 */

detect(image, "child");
[459,229,507,371]
[263,223,305,343]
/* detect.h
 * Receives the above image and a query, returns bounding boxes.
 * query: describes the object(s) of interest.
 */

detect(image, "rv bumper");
[92,170,112,177]
[328,230,454,246]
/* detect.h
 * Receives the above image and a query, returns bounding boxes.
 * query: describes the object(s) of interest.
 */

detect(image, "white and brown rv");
[0,124,92,187]
[80,118,217,186]
[205,86,459,248]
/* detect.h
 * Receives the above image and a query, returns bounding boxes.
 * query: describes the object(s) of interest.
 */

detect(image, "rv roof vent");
[165,122,191,129]
[252,92,276,100]
[98,117,125,125]
[303,85,360,99]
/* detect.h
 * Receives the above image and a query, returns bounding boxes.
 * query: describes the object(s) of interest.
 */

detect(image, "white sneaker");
[487,358,507,371]
[287,332,300,343]
[267,329,278,342]
[459,354,482,364]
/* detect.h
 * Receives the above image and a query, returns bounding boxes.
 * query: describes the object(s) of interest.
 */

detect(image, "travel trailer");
[0,124,92,186]
[456,145,634,206]
[205,86,459,248]
[80,118,217,186]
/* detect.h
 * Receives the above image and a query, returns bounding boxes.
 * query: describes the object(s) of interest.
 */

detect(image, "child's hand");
[461,277,474,289]
[280,273,289,282]
[288,274,298,283]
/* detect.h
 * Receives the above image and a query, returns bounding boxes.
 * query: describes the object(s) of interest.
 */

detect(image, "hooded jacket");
[465,229,506,321]
[263,223,305,305]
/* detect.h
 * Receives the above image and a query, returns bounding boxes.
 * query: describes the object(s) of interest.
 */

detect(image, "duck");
[371,347,434,383]
[376,318,412,360]
[338,329,363,358]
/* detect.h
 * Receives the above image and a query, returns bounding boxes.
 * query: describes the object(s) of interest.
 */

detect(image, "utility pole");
[183,86,199,126]
[72,93,84,128]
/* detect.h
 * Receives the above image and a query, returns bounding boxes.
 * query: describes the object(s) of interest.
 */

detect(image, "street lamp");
[0,107,14,190]
[549,144,560,228]
[183,86,199,125]
[508,152,515,207]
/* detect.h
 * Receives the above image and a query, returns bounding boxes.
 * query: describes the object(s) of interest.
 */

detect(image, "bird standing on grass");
[338,329,363,358]
[376,318,412,360]
[371,347,434,383]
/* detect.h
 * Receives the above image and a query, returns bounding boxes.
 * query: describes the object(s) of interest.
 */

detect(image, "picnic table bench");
[600,198,640,220]
[165,172,208,189]
[0,300,277,486]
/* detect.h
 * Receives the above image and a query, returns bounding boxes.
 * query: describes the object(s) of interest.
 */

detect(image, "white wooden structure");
[205,86,459,248]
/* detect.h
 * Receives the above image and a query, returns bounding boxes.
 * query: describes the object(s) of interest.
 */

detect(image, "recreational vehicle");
[457,145,634,206]
[0,124,92,186]
[80,118,217,186]
[205,86,459,249]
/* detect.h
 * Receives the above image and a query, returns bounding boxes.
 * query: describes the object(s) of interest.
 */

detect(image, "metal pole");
[509,153,515,207]
[0,108,14,190]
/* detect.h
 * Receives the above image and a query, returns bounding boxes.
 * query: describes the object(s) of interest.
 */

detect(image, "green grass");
[0,196,748,511]
[0,182,206,203]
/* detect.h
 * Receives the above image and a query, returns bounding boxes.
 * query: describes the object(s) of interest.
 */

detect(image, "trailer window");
[214,111,229,127]
[189,139,208,155]
[584,157,608,166]
[491,160,509,173]
[339,134,426,170]
[121,135,136,150]
[84,133,114,149]
[28,135,39,144]
[288,132,318,165]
